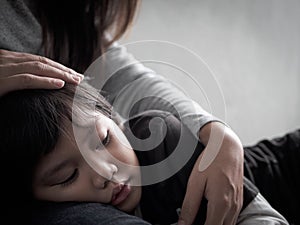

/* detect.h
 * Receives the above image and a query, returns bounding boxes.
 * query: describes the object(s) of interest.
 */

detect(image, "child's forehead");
[70,112,111,140]
[71,109,104,127]
[57,112,101,142]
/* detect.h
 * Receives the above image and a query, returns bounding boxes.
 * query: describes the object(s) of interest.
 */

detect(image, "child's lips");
[111,183,131,206]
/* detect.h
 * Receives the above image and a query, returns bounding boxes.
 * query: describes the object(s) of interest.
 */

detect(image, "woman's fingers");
[17,52,80,76]
[0,49,84,81]
[0,74,65,96]
[0,49,84,96]
[1,61,82,83]
[0,49,81,76]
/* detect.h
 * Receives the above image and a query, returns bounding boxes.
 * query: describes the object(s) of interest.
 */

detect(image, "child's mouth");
[111,183,131,206]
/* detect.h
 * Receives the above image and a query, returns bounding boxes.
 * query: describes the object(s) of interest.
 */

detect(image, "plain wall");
[120,0,300,145]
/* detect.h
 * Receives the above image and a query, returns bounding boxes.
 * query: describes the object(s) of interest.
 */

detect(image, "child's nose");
[92,164,118,189]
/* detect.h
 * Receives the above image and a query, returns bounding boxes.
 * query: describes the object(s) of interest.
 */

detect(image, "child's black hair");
[0,82,112,220]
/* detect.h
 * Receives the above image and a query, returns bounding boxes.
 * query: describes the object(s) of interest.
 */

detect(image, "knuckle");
[37,55,49,64]
[34,61,47,72]
[67,69,75,75]
[21,74,34,88]
[63,71,72,79]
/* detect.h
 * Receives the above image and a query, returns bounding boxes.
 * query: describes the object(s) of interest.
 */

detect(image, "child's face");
[32,112,142,213]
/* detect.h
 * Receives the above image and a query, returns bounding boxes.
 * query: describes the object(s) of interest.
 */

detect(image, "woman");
[0,1,244,224]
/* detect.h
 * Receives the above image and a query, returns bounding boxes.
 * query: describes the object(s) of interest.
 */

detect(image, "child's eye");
[59,169,79,187]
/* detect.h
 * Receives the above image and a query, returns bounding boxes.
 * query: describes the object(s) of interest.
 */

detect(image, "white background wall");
[120,0,300,145]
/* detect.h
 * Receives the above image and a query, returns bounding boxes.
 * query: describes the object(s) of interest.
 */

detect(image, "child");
[0,82,289,225]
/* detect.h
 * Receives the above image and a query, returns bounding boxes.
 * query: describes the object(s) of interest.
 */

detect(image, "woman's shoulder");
[0,0,42,53]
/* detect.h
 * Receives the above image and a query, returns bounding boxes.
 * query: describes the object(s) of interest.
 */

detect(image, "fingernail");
[73,72,84,80]
[54,80,65,88]
[76,73,84,80]
[72,75,81,83]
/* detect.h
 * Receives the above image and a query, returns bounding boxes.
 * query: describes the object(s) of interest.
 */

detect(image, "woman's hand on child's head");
[178,122,244,225]
[0,49,83,96]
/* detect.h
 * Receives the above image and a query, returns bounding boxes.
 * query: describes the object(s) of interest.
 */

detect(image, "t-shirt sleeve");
[84,42,223,139]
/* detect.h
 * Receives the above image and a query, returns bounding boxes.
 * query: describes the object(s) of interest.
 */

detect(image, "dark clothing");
[123,110,259,225]
[244,129,300,225]
[32,202,150,225]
